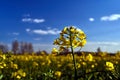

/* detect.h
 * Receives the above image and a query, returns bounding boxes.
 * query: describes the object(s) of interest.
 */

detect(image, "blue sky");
[1,0,120,52]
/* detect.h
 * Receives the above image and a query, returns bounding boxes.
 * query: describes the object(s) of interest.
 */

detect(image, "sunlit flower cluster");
[53,26,86,52]
[12,69,26,79]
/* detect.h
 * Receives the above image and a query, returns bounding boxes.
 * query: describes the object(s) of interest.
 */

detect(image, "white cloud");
[33,29,48,35]
[101,14,120,21]
[32,28,61,35]
[22,18,45,23]
[26,28,31,32]
[33,19,45,23]
[22,18,32,22]
[89,18,94,22]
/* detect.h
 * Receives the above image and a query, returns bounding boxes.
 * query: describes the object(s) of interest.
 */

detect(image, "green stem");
[70,32,77,80]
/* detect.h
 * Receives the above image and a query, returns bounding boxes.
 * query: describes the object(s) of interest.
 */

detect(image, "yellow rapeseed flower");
[41,62,45,66]
[47,59,51,65]
[79,30,86,39]
[106,62,114,71]
[13,64,18,69]
[25,57,29,61]
[53,26,87,50]
[82,62,86,66]
[65,39,70,45]
[54,71,62,77]
[67,63,74,69]
[0,62,6,69]
[53,39,60,45]
[22,72,26,77]
[57,64,62,68]
[11,63,18,69]
[0,55,6,61]
[33,62,39,67]
[76,63,81,69]
[2,55,6,60]
[91,64,95,68]
[59,35,65,40]
[77,39,86,47]
[52,48,58,54]
[16,75,21,79]
[86,54,93,61]
[0,65,3,69]
[62,27,68,34]
[70,27,76,33]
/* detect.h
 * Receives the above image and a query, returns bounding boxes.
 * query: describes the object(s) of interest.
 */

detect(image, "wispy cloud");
[33,38,41,41]
[23,14,30,17]
[87,42,119,46]
[82,41,120,53]
[8,32,19,36]
[22,18,45,23]
[32,28,61,35]
[89,18,95,22]
[101,14,120,21]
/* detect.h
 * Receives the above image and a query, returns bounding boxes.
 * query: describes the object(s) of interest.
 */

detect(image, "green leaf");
[88,74,93,80]
[0,74,3,80]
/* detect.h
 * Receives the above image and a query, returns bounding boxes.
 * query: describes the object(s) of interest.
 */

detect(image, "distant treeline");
[0,40,119,56]
[0,40,48,55]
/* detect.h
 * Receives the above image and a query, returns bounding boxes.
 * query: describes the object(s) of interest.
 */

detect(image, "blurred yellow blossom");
[106,62,114,71]
[62,27,67,34]
[82,62,86,66]
[12,69,26,78]
[33,62,39,67]
[16,75,21,79]
[54,71,62,77]
[11,62,18,69]
[76,63,81,69]
[0,54,6,61]
[86,54,93,61]
[0,62,6,69]
[22,72,26,77]
[91,64,95,68]
[41,62,45,66]
[52,48,58,54]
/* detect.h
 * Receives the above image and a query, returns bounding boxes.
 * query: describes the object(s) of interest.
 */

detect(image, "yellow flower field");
[0,52,120,80]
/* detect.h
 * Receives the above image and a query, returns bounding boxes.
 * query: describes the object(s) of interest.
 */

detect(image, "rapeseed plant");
[53,26,87,80]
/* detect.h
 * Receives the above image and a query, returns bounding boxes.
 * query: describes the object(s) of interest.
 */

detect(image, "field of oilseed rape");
[1,26,120,80]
